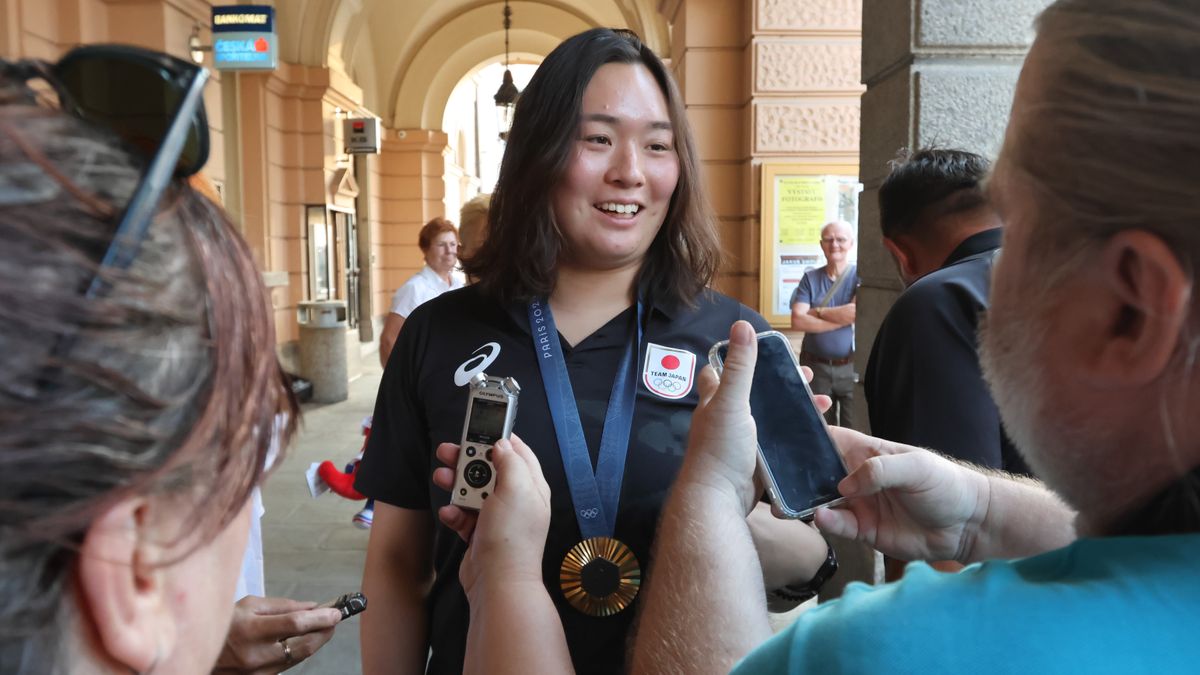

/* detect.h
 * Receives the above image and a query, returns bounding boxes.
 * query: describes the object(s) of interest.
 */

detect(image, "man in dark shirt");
[865,148,1029,476]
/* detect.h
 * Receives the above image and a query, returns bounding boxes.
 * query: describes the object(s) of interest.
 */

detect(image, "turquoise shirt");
[734,534,1200,674]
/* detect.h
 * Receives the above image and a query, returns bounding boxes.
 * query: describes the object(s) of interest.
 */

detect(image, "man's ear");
[882,237,917,283]
[75,497,176,673]
[1087,230,1193,386]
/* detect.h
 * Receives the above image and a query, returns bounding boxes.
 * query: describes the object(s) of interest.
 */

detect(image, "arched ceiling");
[277,0,669,129]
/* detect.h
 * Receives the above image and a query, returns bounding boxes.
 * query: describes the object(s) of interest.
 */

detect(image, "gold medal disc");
[559,536,641,617]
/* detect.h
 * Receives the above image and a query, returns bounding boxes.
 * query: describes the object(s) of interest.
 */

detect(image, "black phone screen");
[719,335,847,515]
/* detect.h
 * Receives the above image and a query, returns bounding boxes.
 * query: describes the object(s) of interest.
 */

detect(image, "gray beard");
[978,310,1074,499]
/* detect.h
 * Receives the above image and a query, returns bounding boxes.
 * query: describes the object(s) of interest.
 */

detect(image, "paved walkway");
[261,363,383,674]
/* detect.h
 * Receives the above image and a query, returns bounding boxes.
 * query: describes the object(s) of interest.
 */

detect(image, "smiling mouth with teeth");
[597,202,642,216]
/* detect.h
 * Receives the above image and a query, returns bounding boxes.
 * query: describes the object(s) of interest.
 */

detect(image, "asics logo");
[454,342,501,386]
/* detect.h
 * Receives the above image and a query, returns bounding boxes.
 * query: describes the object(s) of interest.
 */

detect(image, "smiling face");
[819,221,855,266]
[551,62,680,274]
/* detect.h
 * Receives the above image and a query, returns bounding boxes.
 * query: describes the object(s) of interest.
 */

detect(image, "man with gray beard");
[629,0,1200,672]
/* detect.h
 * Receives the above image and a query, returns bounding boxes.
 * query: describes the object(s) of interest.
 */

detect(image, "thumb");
[491,439,531,497]
[712,321,757,408]
[813,505,860,541]
[839,451,931,498]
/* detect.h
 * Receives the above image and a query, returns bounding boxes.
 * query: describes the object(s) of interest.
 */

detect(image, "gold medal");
[559,536,640,617]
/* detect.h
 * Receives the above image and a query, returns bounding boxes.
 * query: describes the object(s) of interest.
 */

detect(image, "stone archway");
[388,3,595,129]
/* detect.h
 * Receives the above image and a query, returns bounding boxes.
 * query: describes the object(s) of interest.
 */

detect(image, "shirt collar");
[500,285,679,339]
[941,228,1003,269]
[418,265,449,288]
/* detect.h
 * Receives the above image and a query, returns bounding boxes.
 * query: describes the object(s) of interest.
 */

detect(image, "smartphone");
[318,592,367,620]
[708,330,849,520]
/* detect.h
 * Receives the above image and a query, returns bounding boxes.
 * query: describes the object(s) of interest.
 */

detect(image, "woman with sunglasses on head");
[356,28,829,675]
[0,49,315,673]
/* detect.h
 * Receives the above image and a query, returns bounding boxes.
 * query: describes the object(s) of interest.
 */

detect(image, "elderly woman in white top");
[378,217,465,367]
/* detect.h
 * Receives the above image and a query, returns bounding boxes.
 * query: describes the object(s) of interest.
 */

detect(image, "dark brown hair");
[417,216,457,252]
[463,28,720,306]
[0,78,297,669]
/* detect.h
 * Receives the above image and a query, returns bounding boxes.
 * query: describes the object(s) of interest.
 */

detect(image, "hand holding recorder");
[433,434,553,595]
[449,373,520,510]
[214,596,342,674]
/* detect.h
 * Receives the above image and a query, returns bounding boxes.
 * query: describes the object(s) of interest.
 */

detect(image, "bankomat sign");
[211,5,277,71]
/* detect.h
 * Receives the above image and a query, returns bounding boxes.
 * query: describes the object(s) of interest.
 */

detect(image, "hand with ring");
[214,595,342,674]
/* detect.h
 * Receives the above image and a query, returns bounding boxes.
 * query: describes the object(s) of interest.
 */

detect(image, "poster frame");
[759,162,860,328]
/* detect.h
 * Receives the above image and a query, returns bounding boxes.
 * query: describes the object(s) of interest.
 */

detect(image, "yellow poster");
[777,176,825,246]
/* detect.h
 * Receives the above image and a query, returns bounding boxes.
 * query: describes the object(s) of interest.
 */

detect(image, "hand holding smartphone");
[708,330,848,520]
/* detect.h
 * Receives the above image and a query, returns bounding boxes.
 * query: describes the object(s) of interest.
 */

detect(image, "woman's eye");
[585,135,611,145]
[649,142,672,152]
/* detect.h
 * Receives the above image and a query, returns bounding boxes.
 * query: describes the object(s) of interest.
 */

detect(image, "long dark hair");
[463,28,720,306]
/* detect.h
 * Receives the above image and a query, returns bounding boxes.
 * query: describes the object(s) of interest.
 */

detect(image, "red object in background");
[254,37,269,52]
[318,460,366,500]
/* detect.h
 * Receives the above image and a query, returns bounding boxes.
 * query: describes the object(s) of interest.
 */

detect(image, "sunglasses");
[2,44,210,298]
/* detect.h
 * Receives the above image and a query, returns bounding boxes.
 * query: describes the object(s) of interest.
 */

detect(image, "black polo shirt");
[356,284,769,675]
[864,228,1030,475]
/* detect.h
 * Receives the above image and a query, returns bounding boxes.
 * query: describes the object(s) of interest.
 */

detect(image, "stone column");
[749,0,863,341]
[844,0,1052,590]
[661,0,863,315]
[375,129,448,310]
[659,0,754,301]
[855,0,1051,427]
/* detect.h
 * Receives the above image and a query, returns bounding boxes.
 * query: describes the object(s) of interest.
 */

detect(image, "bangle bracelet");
[769,543,838,603]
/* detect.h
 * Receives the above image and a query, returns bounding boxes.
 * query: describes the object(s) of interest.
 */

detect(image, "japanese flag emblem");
[642,343,696,400]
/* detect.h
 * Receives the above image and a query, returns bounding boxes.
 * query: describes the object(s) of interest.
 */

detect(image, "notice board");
[760,163,862,327]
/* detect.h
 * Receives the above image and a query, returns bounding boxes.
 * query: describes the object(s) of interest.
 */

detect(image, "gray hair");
[0,78,297,672]
[1014,0,1200,535]
[1011,0,1200,273]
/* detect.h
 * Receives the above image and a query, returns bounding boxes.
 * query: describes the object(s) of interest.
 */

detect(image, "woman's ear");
[75,497,176,673]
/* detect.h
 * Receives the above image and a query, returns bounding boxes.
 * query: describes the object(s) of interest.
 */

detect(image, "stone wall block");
[703,162,748,216]
[916,0,1042,49]
[682,48,748,106]
[861,0,913,82]
[858,70,911,186]
[755,39,863,93]
[688,107,748,161]
[682,0,746,48]
[754,101,860,155]
[852,187,905,290]
[914,64,1021,159]
[756,0,861,32]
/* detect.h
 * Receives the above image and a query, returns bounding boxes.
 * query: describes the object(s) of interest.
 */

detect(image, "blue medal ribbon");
[528,298,642,539]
